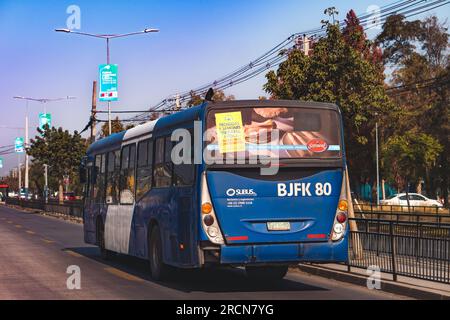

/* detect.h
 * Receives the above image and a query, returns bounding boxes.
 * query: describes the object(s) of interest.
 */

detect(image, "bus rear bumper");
[220,238,348,265]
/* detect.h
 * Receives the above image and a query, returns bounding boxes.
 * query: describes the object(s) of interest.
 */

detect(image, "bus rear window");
[205,106,342,160]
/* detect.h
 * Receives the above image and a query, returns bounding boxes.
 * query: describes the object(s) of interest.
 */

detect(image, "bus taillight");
[336,212,347,223]
[331,171,349,241]
[201,172,225,245]
[203,215,214,226]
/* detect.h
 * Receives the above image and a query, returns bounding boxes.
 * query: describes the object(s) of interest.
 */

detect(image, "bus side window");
[128,144,136,199]
[119,145,134,204]
[106,151,120,204]
[136,140,153,200]
[174,129,195,186]
[94,154,105,203]
[85,166,91,199]
[154,137,172,188]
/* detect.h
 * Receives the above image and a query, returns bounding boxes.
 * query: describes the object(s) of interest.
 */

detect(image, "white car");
[380,193,443,208]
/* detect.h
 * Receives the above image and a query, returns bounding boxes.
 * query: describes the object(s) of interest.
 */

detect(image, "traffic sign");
[99,64,118,101]
[39,113,52,131]
[15,137,24,153]
[0,157,3,168]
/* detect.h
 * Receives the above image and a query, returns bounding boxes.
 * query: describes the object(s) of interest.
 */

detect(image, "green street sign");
[39,113,52,131]
[99,64,118,101]
[0,157,3,169]
[15,137,24,153]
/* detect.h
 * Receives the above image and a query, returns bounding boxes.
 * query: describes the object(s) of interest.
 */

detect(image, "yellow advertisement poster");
[215,111,246,153]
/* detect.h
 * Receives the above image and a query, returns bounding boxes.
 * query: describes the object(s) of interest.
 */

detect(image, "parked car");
[380,193,443,208]
[63,192,77,201]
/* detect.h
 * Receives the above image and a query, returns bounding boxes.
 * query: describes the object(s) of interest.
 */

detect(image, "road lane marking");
[104,267,143,282]
[26,230,35,235]
[64,250,83,258]
[7,221,13,224]
[41,238,55,244]
[15,224,22,228]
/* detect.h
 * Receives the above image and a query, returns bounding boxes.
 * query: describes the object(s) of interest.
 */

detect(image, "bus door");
[155,136,197,266]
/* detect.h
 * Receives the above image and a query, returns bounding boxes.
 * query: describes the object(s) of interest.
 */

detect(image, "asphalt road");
[0,204,409,300]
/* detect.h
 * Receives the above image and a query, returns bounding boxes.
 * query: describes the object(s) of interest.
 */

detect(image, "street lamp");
[55,28,159,135]
[13,95,75,202]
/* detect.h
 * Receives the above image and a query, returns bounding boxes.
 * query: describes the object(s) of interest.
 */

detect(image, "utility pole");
[375,113,380,206]
[91,81,97,142]
[24,101,29,198]
[44,164,48,203]
[17,158,21,194]
[302,34,310,56]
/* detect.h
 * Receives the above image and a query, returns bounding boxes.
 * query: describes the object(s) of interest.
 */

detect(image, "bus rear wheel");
[148,225,169,281]
[245,266,288,281]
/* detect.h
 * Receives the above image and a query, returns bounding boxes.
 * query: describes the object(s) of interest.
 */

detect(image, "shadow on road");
[67,246,328,294]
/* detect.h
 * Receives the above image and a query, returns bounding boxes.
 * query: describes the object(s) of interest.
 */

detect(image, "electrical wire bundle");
[98,0,449,124]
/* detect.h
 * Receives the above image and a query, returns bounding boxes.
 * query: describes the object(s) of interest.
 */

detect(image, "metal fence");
[5,197,83,218]
[354,203,449,215]
[348,212,450,284]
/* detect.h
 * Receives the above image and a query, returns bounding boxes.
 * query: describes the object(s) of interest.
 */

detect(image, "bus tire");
[245,266,288,281]
[148,225,169,281]
[97,219,114,260]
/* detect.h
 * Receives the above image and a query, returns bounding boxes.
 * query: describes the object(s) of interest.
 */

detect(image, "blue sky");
[0,0,448,175]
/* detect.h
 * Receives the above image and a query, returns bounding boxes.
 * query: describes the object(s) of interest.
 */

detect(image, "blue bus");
[81,100,350,280]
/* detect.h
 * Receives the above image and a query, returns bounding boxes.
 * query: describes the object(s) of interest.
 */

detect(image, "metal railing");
[348,213,450,284]
[5,197,83,218]
[354,203,449,215]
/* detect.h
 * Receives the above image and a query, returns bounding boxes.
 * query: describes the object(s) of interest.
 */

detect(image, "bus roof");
[205,100,340,111]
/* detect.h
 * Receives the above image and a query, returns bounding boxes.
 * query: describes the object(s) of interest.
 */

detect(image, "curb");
[4,204,83,224]
[296,264,450,300]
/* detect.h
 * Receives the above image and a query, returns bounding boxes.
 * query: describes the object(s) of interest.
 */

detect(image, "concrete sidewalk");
[296,263,450,300]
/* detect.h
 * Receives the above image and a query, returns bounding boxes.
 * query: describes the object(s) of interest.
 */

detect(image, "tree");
[187,91,203,107]
[377,14,449,204]
[375,14,422,65]
[382,130,442,208]
[27,126,87,203]
[100,116,125,138]
[186,89,235,107]
[264,9,393,188]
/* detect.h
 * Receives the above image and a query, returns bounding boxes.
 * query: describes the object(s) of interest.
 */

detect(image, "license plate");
[267,222,291,231]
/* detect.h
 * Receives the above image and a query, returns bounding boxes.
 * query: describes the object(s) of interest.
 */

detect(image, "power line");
[120,0,448,124]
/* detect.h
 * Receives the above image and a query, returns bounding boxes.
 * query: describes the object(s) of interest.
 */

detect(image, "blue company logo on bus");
[226,188,257,197]
[277,182,332,197]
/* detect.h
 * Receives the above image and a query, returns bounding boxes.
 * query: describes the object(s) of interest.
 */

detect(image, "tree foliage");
[186,89,235,107]
[27,126,86,199]
[377,14,448,202]
[382,130,442,189]
[100,116,125,138]
[264,11,392,183]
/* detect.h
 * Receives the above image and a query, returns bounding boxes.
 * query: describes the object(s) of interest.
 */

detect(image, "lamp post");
[13,96,75,201]
[55,28,159,135]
